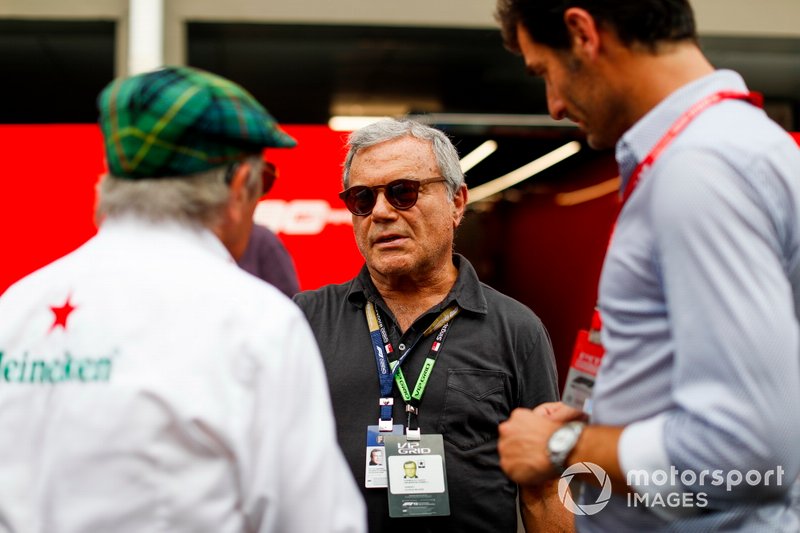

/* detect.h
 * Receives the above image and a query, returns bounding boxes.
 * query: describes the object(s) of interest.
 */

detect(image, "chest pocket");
[437,368,511,450]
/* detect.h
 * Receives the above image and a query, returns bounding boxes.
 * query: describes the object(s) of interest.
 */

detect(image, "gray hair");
[95,155,263,227]
[342,119,464,199]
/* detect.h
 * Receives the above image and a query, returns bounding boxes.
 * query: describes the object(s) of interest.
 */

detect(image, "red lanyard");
[621,90,761,206]
[593,89,761,333]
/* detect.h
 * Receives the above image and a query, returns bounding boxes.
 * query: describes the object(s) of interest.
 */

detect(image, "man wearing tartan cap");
[96,65,298,260]
[0,66,366,533]
[98,65,296,179]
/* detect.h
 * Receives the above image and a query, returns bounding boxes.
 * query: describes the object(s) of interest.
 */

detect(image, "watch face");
[548,423,584,472]
[550,429,574,452]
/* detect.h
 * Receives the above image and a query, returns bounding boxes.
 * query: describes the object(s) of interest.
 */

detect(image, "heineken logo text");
[0,351,114,384]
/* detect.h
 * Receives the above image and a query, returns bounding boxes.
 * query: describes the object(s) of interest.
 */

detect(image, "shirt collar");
[615,69,749,192]
[346,253,488,316]
[98,215,234,263]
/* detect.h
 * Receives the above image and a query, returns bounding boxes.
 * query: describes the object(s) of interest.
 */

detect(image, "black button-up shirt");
[294,254,559,532]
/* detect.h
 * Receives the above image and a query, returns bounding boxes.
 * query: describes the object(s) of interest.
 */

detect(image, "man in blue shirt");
[494,1,800,531]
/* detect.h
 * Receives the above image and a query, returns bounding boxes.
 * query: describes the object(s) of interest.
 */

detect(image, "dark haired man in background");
[495,1,800,531]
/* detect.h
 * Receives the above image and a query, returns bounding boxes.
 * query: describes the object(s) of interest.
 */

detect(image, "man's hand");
[532,401,587,423]
[501,404,628,495]
[498,407,562,486]
[498,401,584,485]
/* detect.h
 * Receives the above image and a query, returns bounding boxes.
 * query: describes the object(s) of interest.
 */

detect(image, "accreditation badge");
[365,424,404,488]
[562,328,604,413]
[384,433,450,517]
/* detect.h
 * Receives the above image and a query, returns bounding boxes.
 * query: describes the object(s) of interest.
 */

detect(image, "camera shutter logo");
[558,462,612,515]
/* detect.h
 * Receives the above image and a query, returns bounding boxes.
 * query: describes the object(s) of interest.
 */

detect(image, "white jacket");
[0,216,365,533]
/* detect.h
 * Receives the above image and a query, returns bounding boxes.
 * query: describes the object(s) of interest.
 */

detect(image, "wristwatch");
[547,421,586,474]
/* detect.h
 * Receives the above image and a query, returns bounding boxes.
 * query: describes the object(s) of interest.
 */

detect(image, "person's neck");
[612,41,715,127]
[370,259,458,333]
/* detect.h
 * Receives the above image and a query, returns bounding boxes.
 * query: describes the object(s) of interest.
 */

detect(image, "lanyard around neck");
[593,90,761,333]
[621,90,761,206]
[365,301,459,435]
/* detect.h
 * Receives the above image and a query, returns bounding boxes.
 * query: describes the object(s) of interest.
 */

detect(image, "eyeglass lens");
[224,160,279,199]
[261,161,277,197]
[340,179,424,216]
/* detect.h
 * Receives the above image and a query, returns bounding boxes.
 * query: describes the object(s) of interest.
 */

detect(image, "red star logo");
[50,295,77,332]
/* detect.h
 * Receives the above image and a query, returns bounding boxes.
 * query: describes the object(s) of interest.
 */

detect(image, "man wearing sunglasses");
[0,66,365,533]
[294,118,563,532]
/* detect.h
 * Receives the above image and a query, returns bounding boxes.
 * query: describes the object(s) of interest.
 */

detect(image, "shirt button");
[399,343,406,351]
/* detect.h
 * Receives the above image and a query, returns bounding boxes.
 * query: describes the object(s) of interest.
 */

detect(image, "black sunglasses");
[339,177,447,216]
[225,160,278,199]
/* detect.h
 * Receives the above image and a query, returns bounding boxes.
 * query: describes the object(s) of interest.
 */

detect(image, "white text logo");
[559,462,612,515]
[254,200,352,235]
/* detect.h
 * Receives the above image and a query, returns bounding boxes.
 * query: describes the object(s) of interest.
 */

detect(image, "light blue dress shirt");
[578,70,800,532]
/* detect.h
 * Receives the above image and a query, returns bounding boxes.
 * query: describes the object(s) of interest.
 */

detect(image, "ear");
[225,161,253,223]
[452,184,468,229]
[213,161,257,260]
[564,7,601,60]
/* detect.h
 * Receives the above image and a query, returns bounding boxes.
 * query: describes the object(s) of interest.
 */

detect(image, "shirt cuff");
[619,414,701,521]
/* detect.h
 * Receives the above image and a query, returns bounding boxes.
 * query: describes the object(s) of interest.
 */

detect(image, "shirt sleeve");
[244,307,366,532]
[618,147,800,505]
[520,313,560,407]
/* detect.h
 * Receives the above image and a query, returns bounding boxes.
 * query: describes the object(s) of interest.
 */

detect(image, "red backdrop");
[0,124,364,294]
[3,125,799,301]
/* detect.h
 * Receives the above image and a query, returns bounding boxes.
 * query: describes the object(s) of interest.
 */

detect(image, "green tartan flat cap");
[97,65,296,179]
